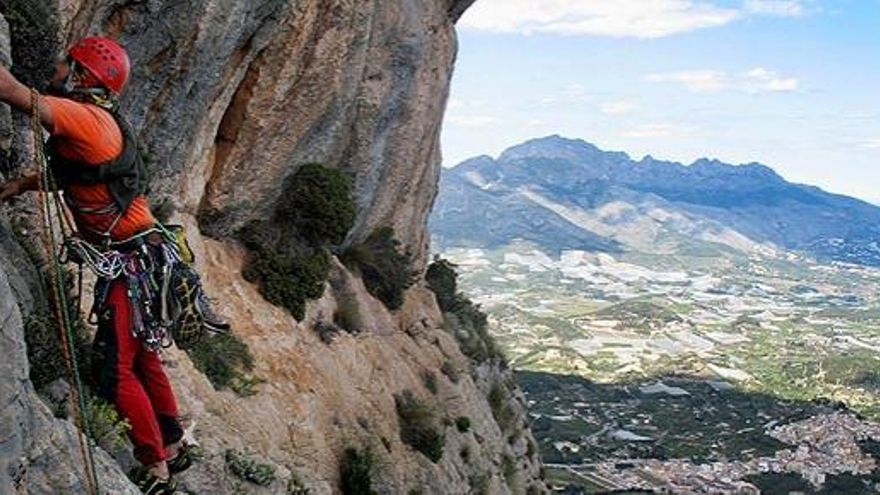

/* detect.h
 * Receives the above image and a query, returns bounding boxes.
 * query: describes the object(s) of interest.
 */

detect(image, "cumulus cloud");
[647,70,727,93]
[742,67,799,93]
[459,0,812,38]
[647,67,799,94]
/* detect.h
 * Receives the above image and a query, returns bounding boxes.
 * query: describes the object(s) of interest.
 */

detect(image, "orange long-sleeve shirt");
[43,95,155,242]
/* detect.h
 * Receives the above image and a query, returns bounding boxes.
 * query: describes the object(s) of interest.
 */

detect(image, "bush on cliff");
[426,257,505,365]
[340,447,378,495]
[239,223,331,321]
[341,227,416,310]
[187,331,257,396]
[394,390,445,463]
[225,449,277,486]
[237,163,355,321]
[23,265,92,391]
[25,309,92,391]
[276,163,356,246]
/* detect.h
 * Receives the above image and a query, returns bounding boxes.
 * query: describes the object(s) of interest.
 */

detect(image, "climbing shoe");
[167,444,195,475]
[129,467,176,495]
[196,289,230,333]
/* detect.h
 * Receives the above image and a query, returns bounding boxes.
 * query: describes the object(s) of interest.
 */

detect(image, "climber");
[0,37,227,494]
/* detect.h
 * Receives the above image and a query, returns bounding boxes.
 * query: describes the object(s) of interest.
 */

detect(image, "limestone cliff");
[0,1,545,494]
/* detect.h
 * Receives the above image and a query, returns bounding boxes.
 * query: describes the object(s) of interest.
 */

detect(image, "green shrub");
[394,390,445,462]
[276,164,356,247]
[469,472,491,495]
[342,227,416,310]
[425,256,458,312]
[24,309,92,391]
[23,266,93,391]
[488,382,516,432]
[421,370,438,395]
[340,447,378,495]
[456,416,471,433]
[237,163,355,320]
[426,258,505,366]
[287,473,310,495]
[526,438,537,459]
[334,296,363,334]
[226,450,277,486]
[240,227,331,321]
[85,396,131,451]
[501,454,517,486]
[187,331,256,395]
[441,360,461,384]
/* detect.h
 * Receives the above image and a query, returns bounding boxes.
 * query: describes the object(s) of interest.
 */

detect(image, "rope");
[31,89,101,495]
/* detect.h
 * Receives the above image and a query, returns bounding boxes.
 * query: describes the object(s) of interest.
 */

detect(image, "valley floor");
[440,242,880,493]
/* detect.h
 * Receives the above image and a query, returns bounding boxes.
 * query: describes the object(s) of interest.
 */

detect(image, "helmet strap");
[57,60,78,96]
[58,60,119,111]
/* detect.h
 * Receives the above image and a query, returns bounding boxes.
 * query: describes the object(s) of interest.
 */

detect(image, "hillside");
[431,135,880,266]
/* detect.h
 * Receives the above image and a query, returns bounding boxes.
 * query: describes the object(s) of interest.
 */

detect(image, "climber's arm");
[0,64,55,130]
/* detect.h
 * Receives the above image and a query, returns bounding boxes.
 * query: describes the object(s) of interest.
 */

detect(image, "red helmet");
[68,36,131,94]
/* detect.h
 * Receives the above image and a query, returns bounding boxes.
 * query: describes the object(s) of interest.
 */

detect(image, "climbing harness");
[32,89,101,495]
[65,223,210,351]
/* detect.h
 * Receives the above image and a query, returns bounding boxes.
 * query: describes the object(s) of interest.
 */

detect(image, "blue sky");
[442,0,880,204]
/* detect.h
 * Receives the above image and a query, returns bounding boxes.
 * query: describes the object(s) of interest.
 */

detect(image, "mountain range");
[430,135,880,266]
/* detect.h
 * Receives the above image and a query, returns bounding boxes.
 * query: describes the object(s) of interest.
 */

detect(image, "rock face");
[0,2,546,494]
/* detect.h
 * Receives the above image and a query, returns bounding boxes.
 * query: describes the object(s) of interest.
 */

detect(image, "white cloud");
[742,67,799,93]
[459,0,813,39]
[600,100,639,115]
[447,115,499,128]
[743,0,807,16]
[862,138,880,149]
[460,0,741,38]
[648,67,798,94]
[622,123,687,138]
[647,70,727,93]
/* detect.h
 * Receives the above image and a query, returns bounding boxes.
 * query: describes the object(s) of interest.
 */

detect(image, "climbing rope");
[31,89,101,495]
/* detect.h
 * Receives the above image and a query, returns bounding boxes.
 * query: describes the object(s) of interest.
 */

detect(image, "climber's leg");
[135,347,184,451]
[92,279,167,467]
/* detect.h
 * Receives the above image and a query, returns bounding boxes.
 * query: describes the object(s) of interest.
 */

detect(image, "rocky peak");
[689,158,782,182]
[498,134,607,164]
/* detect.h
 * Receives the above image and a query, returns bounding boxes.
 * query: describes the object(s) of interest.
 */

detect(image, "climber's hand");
[0,178,23,202]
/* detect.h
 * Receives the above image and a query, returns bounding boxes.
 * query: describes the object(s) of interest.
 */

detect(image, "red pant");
[92,279,182,466]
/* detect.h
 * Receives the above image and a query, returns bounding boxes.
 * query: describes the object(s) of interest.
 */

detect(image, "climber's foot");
[130,466,176,495]
[196,290,230,333]
[167,443,195,475]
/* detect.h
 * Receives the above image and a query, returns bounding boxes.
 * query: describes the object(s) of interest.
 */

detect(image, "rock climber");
[0,36,227,494]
